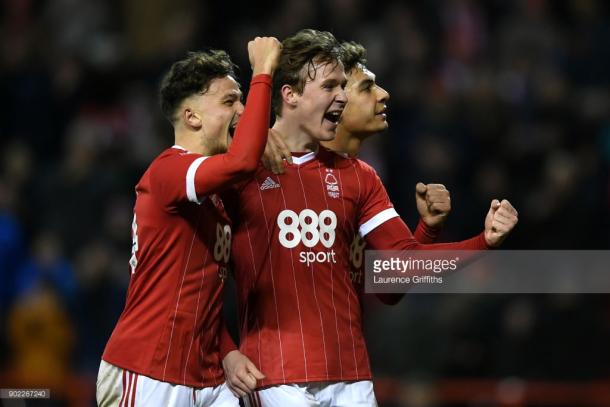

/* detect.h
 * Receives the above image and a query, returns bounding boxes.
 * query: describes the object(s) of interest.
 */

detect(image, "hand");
[248,36,282,76]
[222,350,265,398]
[484,199,518,247]
[415,182,451,229]
[262,129,292,174]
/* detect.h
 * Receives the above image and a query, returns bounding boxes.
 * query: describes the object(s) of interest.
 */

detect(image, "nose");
[235,101,245,116]
[335,88,347,104]
[378,85,390,103]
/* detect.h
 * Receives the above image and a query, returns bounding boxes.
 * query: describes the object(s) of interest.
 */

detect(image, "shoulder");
[352,157,377,174]
[345,156,380,181]
[155,146,204,164]
[149,147,205,175]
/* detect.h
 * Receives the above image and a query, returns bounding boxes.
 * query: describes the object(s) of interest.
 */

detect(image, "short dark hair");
[159,50,237,125]
[273,29,343,116]
[340,41,367,74]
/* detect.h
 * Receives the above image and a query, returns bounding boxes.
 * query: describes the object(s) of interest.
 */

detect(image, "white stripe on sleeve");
[359,207,399,237]
[186,156,208,204]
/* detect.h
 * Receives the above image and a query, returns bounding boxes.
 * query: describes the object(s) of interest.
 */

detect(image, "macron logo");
[260,176,280,191]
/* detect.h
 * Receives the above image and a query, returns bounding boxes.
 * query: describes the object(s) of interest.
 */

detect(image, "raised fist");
[484,199,518,247]
[415,182,451,229]
[248,36,282,76]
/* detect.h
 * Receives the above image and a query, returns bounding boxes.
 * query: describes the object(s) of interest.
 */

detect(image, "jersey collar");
[291,151,317,165]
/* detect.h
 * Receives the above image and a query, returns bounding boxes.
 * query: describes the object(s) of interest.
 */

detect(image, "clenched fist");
[248,36,282,76]
[415,182,451,229]
[484,199,518,247]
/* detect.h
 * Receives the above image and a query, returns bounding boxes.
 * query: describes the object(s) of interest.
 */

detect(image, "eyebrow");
[222,90,242,101]
[321,78,347,87]
[358,79,375,90]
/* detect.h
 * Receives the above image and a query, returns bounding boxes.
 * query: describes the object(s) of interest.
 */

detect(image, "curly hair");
[340,41,367,74]
[159,50,237,125]
[273,29,343,116]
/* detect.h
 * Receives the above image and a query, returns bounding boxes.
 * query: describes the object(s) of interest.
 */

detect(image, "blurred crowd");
[1,0,609,405]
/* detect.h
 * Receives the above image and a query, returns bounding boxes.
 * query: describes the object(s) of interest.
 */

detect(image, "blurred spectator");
[14,231,77,306]
[5,285,74,394]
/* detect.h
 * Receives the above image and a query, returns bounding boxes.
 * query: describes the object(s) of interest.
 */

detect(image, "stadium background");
[1,0,609,405]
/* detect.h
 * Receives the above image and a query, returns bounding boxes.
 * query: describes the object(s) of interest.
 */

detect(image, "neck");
[174,128,213,156]
[321,125,365,157]
[272,116,319,153]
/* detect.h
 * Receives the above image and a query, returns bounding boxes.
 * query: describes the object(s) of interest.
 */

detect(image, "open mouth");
[228,122,237,137]
[323,110,342,125]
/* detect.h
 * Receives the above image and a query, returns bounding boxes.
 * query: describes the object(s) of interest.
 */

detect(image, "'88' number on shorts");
[277,209,337,248]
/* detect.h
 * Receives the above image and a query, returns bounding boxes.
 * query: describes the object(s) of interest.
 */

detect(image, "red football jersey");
[103,147,232,387]
[102,74,273,388]
[225,148,381,387]
[225,147,488,388]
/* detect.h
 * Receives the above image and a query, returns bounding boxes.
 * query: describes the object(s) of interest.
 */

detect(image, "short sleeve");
[149,151,209,209]
[356,161,399,237]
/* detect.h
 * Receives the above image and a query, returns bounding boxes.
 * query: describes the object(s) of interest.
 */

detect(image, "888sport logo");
[277,209,338,266]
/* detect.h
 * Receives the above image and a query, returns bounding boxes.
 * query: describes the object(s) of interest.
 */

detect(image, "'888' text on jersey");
[224,147,400,388]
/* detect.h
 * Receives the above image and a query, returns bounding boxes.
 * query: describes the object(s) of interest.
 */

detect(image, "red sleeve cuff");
[477,231,492,250]
[250,74,272,87]
[414,219,441,243]
[219,324,238,360]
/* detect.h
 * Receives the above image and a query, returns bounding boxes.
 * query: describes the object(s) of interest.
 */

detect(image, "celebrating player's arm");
[207,37,283,399]
[261,134,454,245]
[157,37,282,202]
[375,182,452,305]
[357,163,518,253]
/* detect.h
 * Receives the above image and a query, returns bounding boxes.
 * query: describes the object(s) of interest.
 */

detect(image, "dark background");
[1,0,609,405]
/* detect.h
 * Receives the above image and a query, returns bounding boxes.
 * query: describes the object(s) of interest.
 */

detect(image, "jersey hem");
[101,356,224,389]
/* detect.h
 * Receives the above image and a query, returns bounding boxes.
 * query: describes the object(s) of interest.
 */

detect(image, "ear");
[280,84,299,109]
[183,108,203,130]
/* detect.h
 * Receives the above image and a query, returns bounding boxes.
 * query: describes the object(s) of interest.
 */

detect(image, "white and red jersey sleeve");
[354,161,489,251]
[354,161,400,237]
[348,163,444,305]
[153,74,273,206]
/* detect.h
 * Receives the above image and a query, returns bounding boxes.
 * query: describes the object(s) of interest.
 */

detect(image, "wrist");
[419,218,442,234]
[482,231,496,249]
[224,350,240,358]
[250,73,272,85]
[252,66,275,76]
[422,219,442,231]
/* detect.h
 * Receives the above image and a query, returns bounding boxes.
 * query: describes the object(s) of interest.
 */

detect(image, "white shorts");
[96,360,238,407]
[242,380,377,407]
